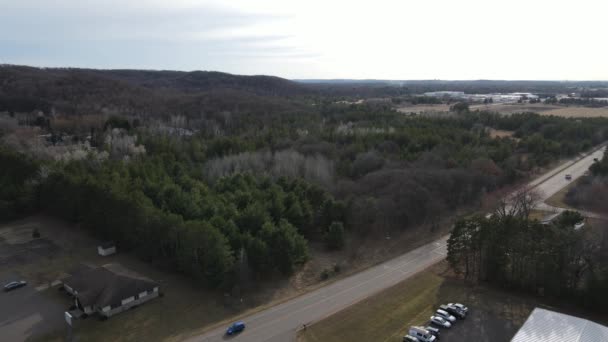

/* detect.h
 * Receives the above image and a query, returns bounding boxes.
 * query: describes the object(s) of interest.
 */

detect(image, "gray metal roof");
[511,308,608,342]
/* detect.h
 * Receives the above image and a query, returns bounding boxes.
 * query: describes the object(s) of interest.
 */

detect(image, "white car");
[449,303,468,313]
[430,315,451,328]
[435,309,456,322]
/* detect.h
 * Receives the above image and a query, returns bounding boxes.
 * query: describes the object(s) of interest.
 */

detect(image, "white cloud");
[0,0,606,79]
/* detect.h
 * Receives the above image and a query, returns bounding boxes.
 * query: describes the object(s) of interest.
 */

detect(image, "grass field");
[395,103,608,118]
[542,107,608,118]
[545,180,578,209]
[297,262,539,342]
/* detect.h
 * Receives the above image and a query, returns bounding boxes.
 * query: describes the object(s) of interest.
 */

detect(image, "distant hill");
[0,65,310,117]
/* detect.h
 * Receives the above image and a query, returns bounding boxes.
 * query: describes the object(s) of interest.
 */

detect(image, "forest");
[3,66,608,289]
[447,208,608,311]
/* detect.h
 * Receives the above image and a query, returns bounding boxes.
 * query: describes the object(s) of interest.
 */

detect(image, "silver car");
[436,309,456,322]
[430,315,451,328]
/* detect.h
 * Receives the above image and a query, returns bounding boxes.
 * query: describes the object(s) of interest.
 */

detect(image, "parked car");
[424,326,441,338]
[435,309,456,323]
[226,321,246,335]
[408,326,436,342]
[448,302,468,313]
[440,304,466,319]
[3,280,27,292]
[565,174,572,180]
[430,315,451,328]
[403,335,420,342]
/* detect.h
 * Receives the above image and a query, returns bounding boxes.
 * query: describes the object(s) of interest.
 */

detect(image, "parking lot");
[0,245,66,341]
[423,305,520,342]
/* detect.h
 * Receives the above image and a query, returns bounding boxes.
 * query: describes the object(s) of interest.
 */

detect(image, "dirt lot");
[297,262,608,342]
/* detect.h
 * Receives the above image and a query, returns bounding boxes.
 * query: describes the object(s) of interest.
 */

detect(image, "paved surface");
[0,272,65,342]
[189,146,606,342]
[533,146,605,203]
[533,146,606,219]
[188,237,449,342]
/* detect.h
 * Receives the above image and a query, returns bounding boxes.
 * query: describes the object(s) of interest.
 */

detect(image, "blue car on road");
[226,321,246,335]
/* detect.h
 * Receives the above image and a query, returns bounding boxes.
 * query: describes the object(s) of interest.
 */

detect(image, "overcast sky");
[1,0,606,80]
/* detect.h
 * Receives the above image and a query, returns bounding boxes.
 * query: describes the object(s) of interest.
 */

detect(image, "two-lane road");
[189,145,605,342]
[189,237,448,342]
[533,146,605,202]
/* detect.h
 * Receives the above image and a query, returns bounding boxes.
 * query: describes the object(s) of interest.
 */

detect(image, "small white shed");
[97,242,116,256]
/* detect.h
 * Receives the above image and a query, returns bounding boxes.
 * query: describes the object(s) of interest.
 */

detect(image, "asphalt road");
[533,146,605,203]
[189,237,449,342]
[189,145,605,342]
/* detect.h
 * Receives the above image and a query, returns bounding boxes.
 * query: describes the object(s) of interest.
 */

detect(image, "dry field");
[471,103,608,118]
[396,104,451,114]
[469,103,562,114]
[541,107,608,118]
[395,102,608,118]
[488,128,515,139]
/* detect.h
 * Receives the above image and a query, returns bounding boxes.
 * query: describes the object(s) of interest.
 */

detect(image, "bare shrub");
[104,128,146,159]
[0,112,19,135]
[204,149,335,187]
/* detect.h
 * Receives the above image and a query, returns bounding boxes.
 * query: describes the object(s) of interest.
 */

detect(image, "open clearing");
[297,262,608,342]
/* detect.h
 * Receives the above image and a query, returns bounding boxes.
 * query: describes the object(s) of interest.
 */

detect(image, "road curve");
[187,146,605,342]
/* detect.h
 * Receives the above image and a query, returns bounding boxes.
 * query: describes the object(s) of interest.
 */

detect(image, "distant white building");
[423,91,465,98]
[511,308,608,342]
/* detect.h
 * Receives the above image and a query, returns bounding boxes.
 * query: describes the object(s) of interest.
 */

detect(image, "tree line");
[447,209,608,310]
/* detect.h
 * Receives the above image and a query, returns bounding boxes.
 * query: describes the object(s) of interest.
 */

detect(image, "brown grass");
[544,179,579,209]
[488,128,515,139]
[396,104,451,114]
[540,107,608,118]
[298,261,608,342]
[297,262,538,342]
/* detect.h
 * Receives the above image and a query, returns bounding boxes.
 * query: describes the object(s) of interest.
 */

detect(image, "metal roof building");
[512,308,608,342]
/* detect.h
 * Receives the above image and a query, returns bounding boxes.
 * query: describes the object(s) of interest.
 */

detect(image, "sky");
[1,0,607,80]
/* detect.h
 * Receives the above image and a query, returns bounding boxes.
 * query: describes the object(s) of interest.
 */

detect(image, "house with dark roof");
[62,264,159,317]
